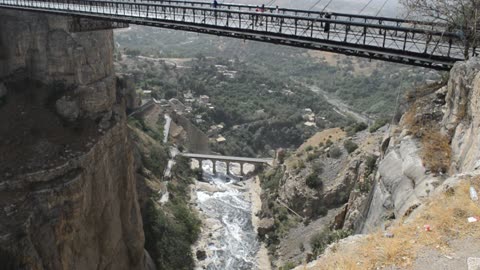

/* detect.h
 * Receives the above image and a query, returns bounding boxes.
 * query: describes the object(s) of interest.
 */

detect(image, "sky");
[221,0,405,17]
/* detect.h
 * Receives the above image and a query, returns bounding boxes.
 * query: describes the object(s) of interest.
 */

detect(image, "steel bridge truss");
[70,17,129,32]
[0,0,471,70]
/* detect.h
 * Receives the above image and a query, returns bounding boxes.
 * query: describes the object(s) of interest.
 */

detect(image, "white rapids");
[194,161,260,270]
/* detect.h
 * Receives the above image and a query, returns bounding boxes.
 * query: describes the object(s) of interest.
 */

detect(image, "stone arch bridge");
[180,153,273,177]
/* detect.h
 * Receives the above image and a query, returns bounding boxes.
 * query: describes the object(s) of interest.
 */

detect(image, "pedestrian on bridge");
[324,13,331,33]
[213,0,218,8]
[258,4,265,26]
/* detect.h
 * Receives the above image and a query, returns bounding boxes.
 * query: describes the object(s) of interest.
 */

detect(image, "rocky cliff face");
[361,57,480,233]
[0,10,149,270]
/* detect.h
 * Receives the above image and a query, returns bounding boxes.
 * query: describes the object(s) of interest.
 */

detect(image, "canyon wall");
[362,57,480,232]
[0,10,150,270]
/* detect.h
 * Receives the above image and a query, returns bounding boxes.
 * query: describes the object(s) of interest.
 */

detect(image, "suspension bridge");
[0,0,473,70]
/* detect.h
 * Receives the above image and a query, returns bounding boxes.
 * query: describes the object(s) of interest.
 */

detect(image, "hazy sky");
[225,0,405,17]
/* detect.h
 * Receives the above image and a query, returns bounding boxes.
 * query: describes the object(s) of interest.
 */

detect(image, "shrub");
[369,118,389,133]
[329,146,342,159]
[325,139,333,147]
[306,153,317,161]
[143,199,200,270]
[306,174,323,189]
[354,122,368,132]
[305,145,314,152]
[312,161,324,174]
[347,122,368,136]
[280,261,297,270]
[298,160,306,169]
[343,140,358,154]
[309,229,352,259]
[142,146,169,178]
[364,155,378,177]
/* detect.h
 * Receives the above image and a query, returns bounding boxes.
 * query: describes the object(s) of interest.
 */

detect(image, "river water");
[193,162,261,270]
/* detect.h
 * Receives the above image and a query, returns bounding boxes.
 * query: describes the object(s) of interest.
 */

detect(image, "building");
[199,95,210,104]
[216,136,227,143]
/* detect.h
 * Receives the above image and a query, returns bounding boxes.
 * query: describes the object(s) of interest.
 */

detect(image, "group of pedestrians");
[210,1,331,32]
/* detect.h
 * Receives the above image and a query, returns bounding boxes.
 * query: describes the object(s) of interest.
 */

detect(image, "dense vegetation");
[128,115,200,270]
[142,156,201,270]
[115,26,441,158]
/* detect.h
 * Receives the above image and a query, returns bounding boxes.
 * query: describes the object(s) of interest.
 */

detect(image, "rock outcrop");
[361,57,480,233]
[0,10,149,270]
[442,58,480,173]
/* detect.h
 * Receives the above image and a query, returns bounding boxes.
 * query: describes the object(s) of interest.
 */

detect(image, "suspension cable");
[308,0,323,11]
[358,0,374,14]
[321,0,334,12]
[375,0,389,16]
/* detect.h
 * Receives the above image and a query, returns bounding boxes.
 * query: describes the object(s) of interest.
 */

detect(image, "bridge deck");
[0,0,471,69]
[181,153,273,164]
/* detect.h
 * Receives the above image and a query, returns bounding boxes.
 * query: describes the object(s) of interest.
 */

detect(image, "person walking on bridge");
[213,0,218,8]
[258,4,265,26]
[324,12,331,33]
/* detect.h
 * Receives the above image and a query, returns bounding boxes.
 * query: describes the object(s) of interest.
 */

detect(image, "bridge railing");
[0,0,470,68]
[131,0,447,31]
[2,0,465,57]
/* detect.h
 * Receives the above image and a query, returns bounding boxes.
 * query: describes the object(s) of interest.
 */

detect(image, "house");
[216,136,227,143]
[199,95,210,104]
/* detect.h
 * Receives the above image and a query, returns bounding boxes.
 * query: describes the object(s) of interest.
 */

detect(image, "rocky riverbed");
[191,162,271,269]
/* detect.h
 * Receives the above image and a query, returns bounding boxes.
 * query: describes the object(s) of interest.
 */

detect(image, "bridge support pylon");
[240,163,244,176]
[226,162,230,175]
[212,161,217,175]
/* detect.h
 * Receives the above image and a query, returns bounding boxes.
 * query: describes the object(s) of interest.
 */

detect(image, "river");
[192,161,268,270]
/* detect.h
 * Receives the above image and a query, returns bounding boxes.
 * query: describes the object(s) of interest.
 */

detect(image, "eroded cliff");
[0,10,148,270]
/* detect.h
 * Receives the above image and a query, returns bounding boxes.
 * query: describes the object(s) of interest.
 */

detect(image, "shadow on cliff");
[0,77,99,176]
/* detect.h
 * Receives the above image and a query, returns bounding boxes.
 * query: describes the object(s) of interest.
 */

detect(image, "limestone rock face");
[56,96,80,121]
[362,57,480,233]
[0,10,115,118]
[117,74,141,111]
[0,82,7,98]
[442,58,480,172]
[362,135,439,232]
[0,10,147,270]
[0,123,145,270]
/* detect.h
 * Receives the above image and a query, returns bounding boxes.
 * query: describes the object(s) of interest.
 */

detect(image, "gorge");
[1,3,480,270]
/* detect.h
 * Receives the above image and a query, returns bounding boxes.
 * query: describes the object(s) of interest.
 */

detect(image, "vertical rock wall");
[362,57,480,233]
[0,10,148,270]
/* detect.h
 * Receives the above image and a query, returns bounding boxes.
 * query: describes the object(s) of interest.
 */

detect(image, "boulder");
[55,96,80,121]
[196,250,207,261]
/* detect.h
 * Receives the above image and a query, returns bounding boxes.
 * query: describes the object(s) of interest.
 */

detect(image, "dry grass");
[401,102,451,174]
[298,128,346,152]
[405,80,447,103]
[421,130,452,174]
[300,177,480,270]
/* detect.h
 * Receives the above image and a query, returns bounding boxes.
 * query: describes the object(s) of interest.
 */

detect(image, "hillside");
[259,57,480,269]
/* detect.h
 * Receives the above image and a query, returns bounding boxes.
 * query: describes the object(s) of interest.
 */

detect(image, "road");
[305,84,373,124]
